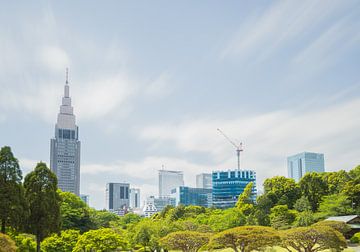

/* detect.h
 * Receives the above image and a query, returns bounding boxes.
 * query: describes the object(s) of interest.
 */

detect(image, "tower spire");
[64,68,70,97]
[66,68,69,85]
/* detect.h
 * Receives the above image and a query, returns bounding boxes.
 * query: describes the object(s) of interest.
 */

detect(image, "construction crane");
[217,128,243,170]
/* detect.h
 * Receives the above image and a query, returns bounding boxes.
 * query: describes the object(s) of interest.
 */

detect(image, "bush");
[350,232,360,243]
[0,233,17,252]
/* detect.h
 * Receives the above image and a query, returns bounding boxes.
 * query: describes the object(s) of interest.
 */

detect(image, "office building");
[171,186,212,208]
[80,194,89,206]
[146,196,176,212]
[196,173,212,189]
[212,169,256,209]
[50,71,81,195]
[287,152,325,182]
[130,188,141,209]
[159,170,184,197]
[143,202,158,218]
[106,183,130,211]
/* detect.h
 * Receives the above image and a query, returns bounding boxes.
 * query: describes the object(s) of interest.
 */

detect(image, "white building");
[130,188,140,209]
[287,152,325,182]
[159,170,184,197]
[50,70,81,195]
[196,173,212,189]
[143,202,157,218]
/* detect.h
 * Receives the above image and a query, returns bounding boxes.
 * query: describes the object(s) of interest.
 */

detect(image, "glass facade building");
[287,152,325,182]
[171,186,212,208]
[106,183,130,211]
[50,76,81,195]
[196,173,212,189]
[212,169,256,209]
[158,170,184,197]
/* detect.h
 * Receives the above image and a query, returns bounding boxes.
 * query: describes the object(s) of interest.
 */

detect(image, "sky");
[0,1,359,209]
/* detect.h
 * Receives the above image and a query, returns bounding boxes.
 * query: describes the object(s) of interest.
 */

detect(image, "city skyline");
[0,1,360,209]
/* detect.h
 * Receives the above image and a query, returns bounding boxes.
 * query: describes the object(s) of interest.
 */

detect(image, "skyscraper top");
[57,68,76,129]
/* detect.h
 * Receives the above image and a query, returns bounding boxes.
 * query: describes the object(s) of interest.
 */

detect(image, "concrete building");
[50,70,81,195]
[80,194,89,206]
[171,186,212,207]
[212,169,256,209]
[130,188,141,209]
[146,196,176,212]
[143,202,158,218]
[287,152,325,182]
[159,170,184,197]
[196,173,212,189]
[106,182,130,211]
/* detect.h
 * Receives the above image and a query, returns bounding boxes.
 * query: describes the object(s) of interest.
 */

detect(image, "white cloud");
[40,46,70,72]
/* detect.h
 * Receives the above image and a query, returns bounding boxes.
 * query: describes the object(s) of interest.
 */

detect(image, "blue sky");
[0,1,359,209]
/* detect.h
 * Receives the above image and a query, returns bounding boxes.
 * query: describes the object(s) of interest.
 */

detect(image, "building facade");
[50,73,81,195]
[106,183,130,211]
[159,170,184,197]
[171,186,212,208]
[146,196,176,212]
[130,188,141,209]
[212,169,256,209]
[287,152,325,182]
[196,173,212,189]
[143,202,158,218]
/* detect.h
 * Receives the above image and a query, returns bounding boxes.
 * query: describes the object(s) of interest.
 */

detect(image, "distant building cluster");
[48,71,326,217]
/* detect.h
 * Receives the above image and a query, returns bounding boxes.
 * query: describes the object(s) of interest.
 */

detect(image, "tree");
[130,219,160,251]
[312,220,351,236]
[207,208,246,232]
[73,228,127,252]
[269,205,297,230]
[280,226,347,252]
[263,176,300,208]
[59,191,95,232]
[299,172,327,211]
[13,233,36,252]
[160,231,209,252]
[293,196,312,212]
[0,146,27,234]
[23,162,61,252]
[90,209,121,229]
[317,194,354,217]
[343,165,360,209]
[236,182,255,215]
[41,229,80,252]
[295,210,314,227]
[209,226,280,252]
[321,170,350,194]
[0,233,17,252]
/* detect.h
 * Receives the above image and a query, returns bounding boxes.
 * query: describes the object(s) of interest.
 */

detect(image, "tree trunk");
[1,219,5,234]
[36,235,41,252]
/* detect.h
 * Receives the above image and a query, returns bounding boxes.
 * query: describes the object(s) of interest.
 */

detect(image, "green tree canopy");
[269,205,297,230]
[0,233,17,252]
[299,172,327,211]
[209,226,280,252]
[160,231,209,252]
[0,146,27,234]
[317,194,354,217]
[236,182,255,215]
[13,233,36,252]
[263,176,300,208]
[312,220,351,236]
[293,196,312,212]
[73,228,127,252]
[280,226,347,252]
[24,162,61,252]
[295,210,315,227]
[41,229,80,252]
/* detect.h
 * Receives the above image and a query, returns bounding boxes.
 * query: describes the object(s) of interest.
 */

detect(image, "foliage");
[263,176,300,208]
[160,231,209,252]
[111,213,142,229]
[280,225,347,252]
[350,232,360,243]
[293,196,312,212]
[207,208,246,232]
[129,219,163,251]
[59,191,94,232]
[312,220,351,235]
[41,229,80,252]
[90,209,121,229]
[0,146,27,234]
[321,170,350,194]
[209,226,280,252]
[73,228,127,252]
[269,205,297,230]
[299,172,327,211]
[23,162,61,252]
[317,193,354,217]
[0,233,17,252]
[13,233,36,252]
[295,210,314,227]
[236,182,254,214]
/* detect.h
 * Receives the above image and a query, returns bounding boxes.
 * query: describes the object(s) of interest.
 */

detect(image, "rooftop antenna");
[217,128,243,170]
[66,68,69,84]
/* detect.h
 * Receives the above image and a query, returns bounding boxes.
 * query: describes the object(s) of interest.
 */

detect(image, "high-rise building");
[106,183,130,211]
[212,169,256,209]
[171,186,212,208]
[196,173,212,189]
[158,170,184,197]
[130,188,141,209]
[50,70,81,195]
[146,196,176,212]
[80,194,89,206]
[287,152,325,182]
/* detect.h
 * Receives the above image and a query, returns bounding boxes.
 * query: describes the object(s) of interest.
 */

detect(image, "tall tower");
[50,69,81,195]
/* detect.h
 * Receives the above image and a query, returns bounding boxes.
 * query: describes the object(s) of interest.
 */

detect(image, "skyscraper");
[158,170,184,197]
[106,182,130,211]
[50,70,81,195]
[130,188,140,209]
[212,169,256,209]
[196,173,212,189]
[171,186,212,208]
[287,152,325,182]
